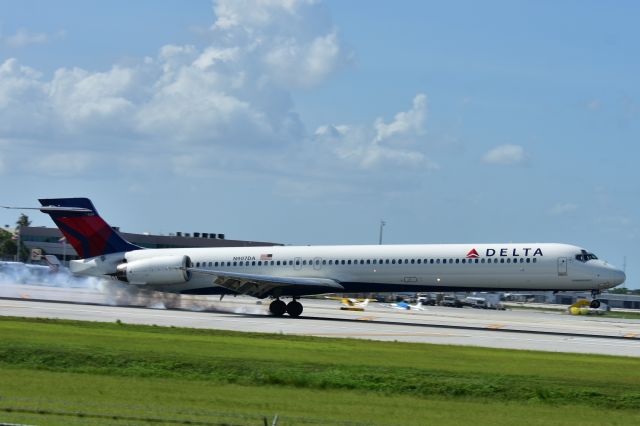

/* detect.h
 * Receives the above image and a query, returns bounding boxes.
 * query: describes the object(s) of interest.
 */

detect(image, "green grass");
[0,316,639,425]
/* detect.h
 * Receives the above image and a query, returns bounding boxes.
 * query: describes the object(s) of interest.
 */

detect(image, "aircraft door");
[294,257,302,271]
[557,257,567,276]
[313,257,322,271]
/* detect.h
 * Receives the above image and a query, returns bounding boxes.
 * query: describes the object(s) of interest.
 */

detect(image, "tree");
[17,214,31,228]
[2,239,17,259]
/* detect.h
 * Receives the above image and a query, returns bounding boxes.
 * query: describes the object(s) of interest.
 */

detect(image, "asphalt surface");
[1,282,639,356]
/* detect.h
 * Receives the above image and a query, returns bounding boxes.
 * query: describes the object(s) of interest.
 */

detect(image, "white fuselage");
[70,242,626,295]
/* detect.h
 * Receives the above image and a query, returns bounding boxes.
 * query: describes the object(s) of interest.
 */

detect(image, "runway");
[1,283,639,357]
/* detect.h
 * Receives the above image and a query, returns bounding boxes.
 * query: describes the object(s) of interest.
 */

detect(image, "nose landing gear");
[268,298,304,317]
[590,289,601,309]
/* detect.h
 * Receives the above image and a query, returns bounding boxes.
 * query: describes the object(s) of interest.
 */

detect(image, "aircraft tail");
[38,198,141,259]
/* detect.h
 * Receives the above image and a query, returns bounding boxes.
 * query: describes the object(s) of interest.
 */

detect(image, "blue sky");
[0,0,637,287]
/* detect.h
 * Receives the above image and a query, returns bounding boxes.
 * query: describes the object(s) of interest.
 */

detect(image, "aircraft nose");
[612,269,626,286]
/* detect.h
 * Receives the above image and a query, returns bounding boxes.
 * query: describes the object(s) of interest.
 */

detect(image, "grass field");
[1,316,639,425]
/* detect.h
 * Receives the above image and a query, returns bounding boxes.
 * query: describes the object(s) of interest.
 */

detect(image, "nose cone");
[611,268,626,286]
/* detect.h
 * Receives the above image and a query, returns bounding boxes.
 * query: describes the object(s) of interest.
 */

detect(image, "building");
[20,226,282,263]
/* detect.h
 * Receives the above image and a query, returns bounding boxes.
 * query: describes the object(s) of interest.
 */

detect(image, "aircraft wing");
[187,268,344,298]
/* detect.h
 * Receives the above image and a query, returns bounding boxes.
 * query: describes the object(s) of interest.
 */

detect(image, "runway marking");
[356,316,376,321]
[624,332,638,338]
[295,332,462,338]
[487,323,506,330]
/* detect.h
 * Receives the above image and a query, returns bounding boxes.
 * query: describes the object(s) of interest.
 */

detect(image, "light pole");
[15,225,20,262]
[378,220,386,245]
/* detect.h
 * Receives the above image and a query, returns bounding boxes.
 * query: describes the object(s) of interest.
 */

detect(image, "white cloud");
[211,0,345,88]
[482,144,528,165]
[30,152,96,177]
[0,0,344,168]
[1,29,64,48]
[548,203,577,216]
[313,94,437,170]
[0,1,435,190]
[3,29,48,48]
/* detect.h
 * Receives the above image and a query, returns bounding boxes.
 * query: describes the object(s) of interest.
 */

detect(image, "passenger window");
[366,259,371,264]
[417,259,421,264]
[348,260,352,265]
[303,260,307,265]
[373,259,377,264]
[430,259,434,264]
[500,259,504,264]
[276,261,280,266]
[296,260,300,265]
[322,260,327,265]
[480,259,485,264]
[526,258,530,263]
[360,260,364,265]
[533,258,537,263]
[341,260,346,265]
[456,259,460,264]
[270,261,274,266]
[392,259,396,264]
[520,258,524,263]
[258,261,262,266]
[411,259,415,264]
[214,262,218,267]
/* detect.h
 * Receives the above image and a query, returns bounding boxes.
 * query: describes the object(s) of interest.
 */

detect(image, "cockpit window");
[576,251,598,262]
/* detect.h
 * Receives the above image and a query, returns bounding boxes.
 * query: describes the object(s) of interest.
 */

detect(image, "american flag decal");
[260,253,273,260]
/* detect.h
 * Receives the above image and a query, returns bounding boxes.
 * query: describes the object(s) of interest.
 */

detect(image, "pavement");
[1,282,639,357]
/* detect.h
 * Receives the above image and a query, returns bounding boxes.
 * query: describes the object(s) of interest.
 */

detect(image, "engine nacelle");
[115,255,191,285]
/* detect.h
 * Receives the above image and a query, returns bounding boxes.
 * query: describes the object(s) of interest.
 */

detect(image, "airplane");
[4,198,626,318]
[339,298,370,311]
[383,300,425,311]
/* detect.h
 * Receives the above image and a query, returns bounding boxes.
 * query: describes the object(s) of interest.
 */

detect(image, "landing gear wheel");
[286,300,303,318]
[590,290,601,309]
[269,299,286,316]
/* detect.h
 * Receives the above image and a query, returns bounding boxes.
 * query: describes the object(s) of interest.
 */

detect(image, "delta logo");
[466,247,544,258]
[466,249,480,258]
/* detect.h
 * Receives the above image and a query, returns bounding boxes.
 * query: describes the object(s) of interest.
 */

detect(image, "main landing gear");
[269,298,303,318]
[590,289,601,309]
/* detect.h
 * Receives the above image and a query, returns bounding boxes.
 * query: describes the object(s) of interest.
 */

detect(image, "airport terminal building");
[19,226,282,264]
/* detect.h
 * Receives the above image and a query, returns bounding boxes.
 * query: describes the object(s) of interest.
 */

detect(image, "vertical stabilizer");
[38,198,141,258]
